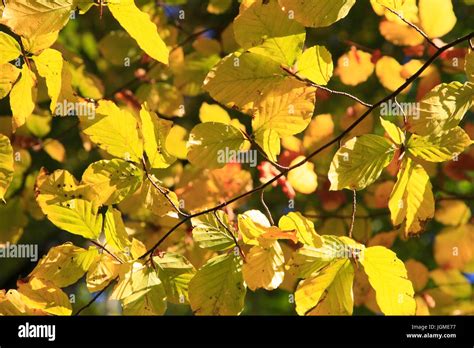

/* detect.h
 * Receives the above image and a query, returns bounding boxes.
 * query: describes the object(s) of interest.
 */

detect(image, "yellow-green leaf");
[380,117,405,145]
[81,100,143,162]
[296,45,333,85]
[82,159,143,205]
[32,48,63,113]
[388,157,435,236]
[30,243,98,288]
[360,246,416,315]
[191,211,236,251]
[295,259,354,315]
[466,50,474,82]
[187,122,249,169]
[104,207,132,252]
[0,63,20,99]
[329,134,395,191]
[242,241,285,291]
[0,32,21,64]
[139,104,176,169]
[419,0,456,38]
[407,82,474,135]
[10,64,36,130]
[188,253,246,315]
[407,127,472,162]
[278,212,322,248]
[107,0,169,65]
[233,0,305,65]
[254,128,281,162]
[278,0,356,28]
[0,134,14,201]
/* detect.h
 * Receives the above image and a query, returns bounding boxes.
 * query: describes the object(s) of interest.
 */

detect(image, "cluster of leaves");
[0,0,473,316]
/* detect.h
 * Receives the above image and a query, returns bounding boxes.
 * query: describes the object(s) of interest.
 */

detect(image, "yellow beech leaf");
[296,45,333,85]
[380,118,405,145]
[419,0,456,38]
[375,56,408,93]
[81,100,144,162]
[0,134,14,201]
[111,261,167,315]
[139,178,180,218]
[295,259,354,315]
[434,200,471,226]
[429,268,471,299]
[81,159,143,206]
[0,32,21,64]
[407,127,472,162]
[407,82,474,136]
[35,168,102,240]
[0,63,20,99]
[379,20,424,47]
[191,211,237,251]
[32,48,63,113]
[233,0,305,65]
[187,122,249,169]
[104,207,132,252]
[199,102,231,124]
[1,0,78,39]
[87,253,121,293]
[238,209,273,246]
[278,212,322,248]
[107,0,169,64]
[188,253,246,315]
[360,246,416,315]
[255,128,281,163]
[288,156,318,194]
[336,48,375,86]
[21,31,59,55]
[242,241,285,291]
[139,105,176,169]
[166,125,188,160]
[388,157,434,236]
[278,0,356,28]
[0,289,45,315]
[17,277,72,316]
[434,224,474,270]
[329,134,395,191]
[30,243,98,288]
[10,64,36,130]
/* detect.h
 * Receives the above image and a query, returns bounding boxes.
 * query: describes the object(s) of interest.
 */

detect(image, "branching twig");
[348,190,357,239]
[260,190,275,225]
[74,276,118,316]
[383,6,439,49]
[140,32,474,260]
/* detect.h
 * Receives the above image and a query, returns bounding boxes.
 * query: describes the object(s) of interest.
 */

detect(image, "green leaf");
[191,211,236,251]
[360,246,416,315]
[278,0,356,28]
[10,64,36,130]
[188,253,246,315]
[32,49,63,114]
[139,104,176,169]
[104,207,132,252]
[295,46,334,85]
[30,243,98,288]
[407,82,474,135]
[153,252,195,304]
[1,0,79,39]
[388,157,434,236]
[233,0,305,65]
[407,127,472,162]
[380,117,405,145]
[295,259,354,315]
[187,122,249,169]
[278,212,322,248]
[81,100,144,163]
[0,134,14,202]
[82,159,143,206]
[107,0,169,65]
[328,134,395,191]
[0,32,21,64]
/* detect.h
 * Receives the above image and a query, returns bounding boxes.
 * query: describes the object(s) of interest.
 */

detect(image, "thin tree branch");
[74,276,118,316]
[140,32,474,260]
[383,6,439,49]
[260,190,275,226]
[213,211,246,261]
[348,190,357,239]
